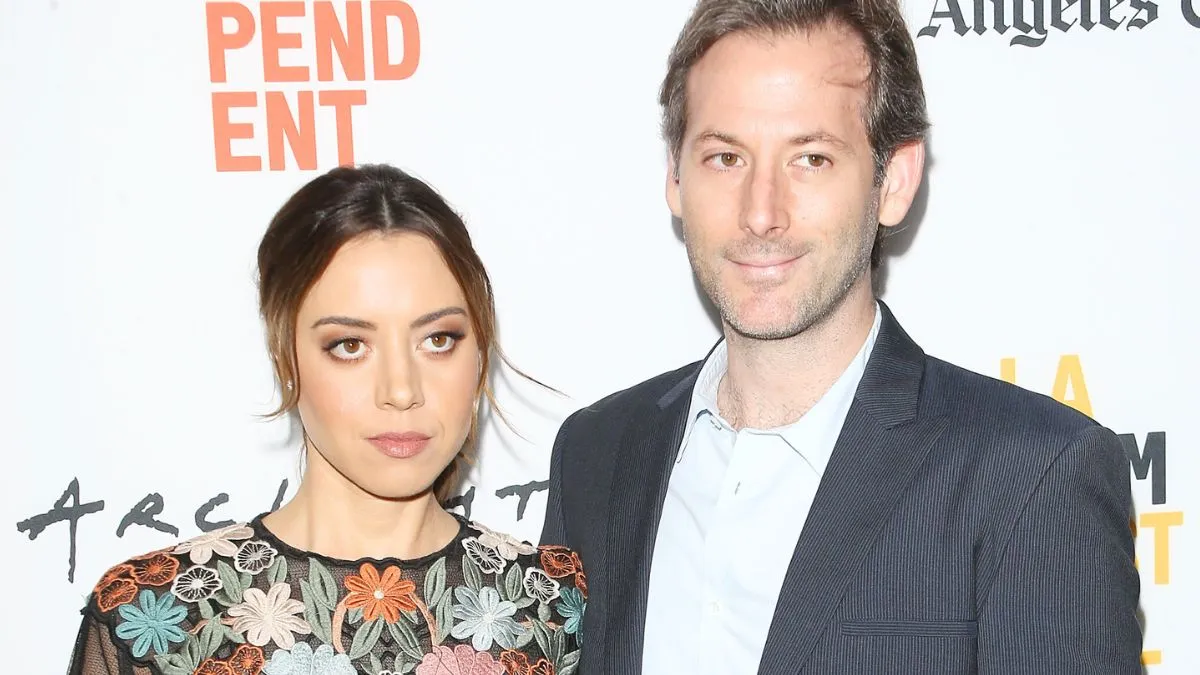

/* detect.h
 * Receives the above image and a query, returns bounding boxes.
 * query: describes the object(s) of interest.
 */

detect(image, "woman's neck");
[262,452,461,561]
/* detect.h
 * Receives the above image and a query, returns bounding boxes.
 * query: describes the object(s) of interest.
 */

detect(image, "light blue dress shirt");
[641,305,882,674]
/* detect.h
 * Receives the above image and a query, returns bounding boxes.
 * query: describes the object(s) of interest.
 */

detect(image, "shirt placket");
[699,420,749,671]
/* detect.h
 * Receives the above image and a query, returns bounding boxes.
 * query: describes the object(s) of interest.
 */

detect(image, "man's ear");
[877,140,925,228]
[666,154,682,219]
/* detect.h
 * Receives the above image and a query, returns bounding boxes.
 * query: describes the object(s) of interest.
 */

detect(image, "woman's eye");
[423,333,458,353]
[329,339,367,361]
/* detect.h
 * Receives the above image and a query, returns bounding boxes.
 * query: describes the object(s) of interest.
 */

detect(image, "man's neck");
[719,282,877,430]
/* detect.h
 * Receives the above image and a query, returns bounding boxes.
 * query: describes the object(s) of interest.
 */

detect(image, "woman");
[69,164,586,675]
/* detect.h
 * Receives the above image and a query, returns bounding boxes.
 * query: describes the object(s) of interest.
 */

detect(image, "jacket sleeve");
[539,411,578,547]
[977,425,1143,674]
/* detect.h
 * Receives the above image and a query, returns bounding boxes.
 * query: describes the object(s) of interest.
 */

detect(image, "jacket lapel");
[756,304,950,674]
[602,369,698,675]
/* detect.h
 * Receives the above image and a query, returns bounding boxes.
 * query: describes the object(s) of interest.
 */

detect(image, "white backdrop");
[1,0,1193,672]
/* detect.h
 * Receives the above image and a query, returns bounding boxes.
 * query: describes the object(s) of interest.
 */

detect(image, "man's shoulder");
[924,354,1101,441]
[565,359,703,427]
[910,356,1125,527]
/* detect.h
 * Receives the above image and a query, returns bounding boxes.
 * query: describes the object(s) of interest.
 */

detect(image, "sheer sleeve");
[67,611,153,675]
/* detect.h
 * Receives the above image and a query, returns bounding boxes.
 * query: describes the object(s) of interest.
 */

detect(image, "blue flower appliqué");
[114,589,188,658]
[556,587,586,645]
[450,586,527,651]
[263,642,356,675]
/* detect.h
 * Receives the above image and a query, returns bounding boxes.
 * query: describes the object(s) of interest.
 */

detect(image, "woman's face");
[293,232,480,500]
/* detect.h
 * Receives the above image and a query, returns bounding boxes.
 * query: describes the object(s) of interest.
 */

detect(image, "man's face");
[668,25,923,339]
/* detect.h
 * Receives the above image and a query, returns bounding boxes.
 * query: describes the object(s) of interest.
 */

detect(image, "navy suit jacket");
[540,302,1141,674]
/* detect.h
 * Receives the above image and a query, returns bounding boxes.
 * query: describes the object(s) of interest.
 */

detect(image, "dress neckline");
[247,510,472,568]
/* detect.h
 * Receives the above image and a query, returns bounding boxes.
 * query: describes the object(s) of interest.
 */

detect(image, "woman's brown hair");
[256,163,513,502]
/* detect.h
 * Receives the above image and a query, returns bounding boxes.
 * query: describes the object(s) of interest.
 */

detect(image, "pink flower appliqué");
[415,644,506,675]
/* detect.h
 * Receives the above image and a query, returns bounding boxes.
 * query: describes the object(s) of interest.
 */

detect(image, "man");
[540,0,1141,673]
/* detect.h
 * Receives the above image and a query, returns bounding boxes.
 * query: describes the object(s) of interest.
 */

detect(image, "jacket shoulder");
[566,360,702,428]
[924,356,1100,439]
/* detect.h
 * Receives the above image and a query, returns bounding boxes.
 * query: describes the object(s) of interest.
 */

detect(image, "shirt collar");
[677,302,883,466]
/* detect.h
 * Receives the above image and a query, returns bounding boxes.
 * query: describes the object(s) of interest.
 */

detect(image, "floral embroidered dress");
[68,514,586,675]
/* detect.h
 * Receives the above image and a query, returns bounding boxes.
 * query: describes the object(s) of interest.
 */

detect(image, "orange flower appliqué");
[539,548,577,579]
[574,570,588,600]
[94,564,134,595]
[344,563,417,623]
[195,659,235,675]
[500,650,556,675]
[227,644,265,675]
[130,553,180,587]
[539,546,587,599]
[570,552,588,599]
[96,578,139,612]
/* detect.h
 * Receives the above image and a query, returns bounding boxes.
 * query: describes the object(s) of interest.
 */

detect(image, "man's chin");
[722,311,809,341]
[719,291,841,341]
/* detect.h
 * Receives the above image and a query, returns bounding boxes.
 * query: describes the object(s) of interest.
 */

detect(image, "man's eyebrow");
[691,129,854,154]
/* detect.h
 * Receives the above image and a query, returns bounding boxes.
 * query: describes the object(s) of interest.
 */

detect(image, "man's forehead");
[682,26,871,138]
[691,23,871,92]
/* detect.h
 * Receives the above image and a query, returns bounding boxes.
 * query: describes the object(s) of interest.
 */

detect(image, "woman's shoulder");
[464,520,586,585]
[81,521,284,671]
[461,519,588,618]
[87,522,265,613]
[449,520,586,670]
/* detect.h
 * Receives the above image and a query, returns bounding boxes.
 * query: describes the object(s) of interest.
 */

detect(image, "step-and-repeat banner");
[2,1,1193,671]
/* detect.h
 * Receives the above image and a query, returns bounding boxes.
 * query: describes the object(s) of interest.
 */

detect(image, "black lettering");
[1183,0,1199,26]
[974,0,988,33]
[1011,0,1049,45]
[16,478,104,582]
[444,486,476,521]
[1052,0,1080,30]
[1100,0,1126,28]
[271,479,289,512]
[118,494,180,538]
[495,481,550,522]
[195,493,235,532]
[1126,0,1158,27]
[1081,0,1097,29]
[1121,432,1166,505]
[989,0,1012,33]
[918,0,970,37]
